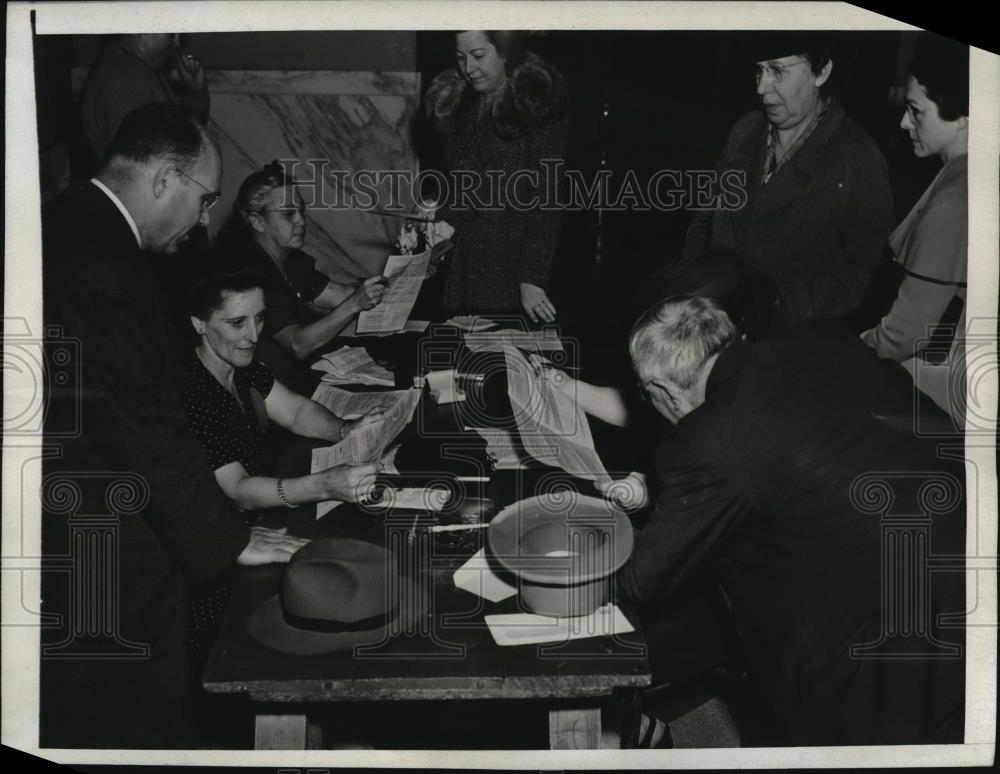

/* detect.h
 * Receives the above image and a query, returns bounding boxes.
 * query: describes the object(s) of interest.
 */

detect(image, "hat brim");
[248,576,426,656]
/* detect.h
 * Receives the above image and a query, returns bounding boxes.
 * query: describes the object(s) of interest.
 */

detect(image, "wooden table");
[203,328,652,750]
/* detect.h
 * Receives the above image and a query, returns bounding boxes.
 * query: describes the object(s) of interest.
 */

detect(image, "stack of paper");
[485,605,634,646]
[311,346,395,387]
[311,384,414,419]
[471,427,530,470]
[446,315,498,332]
[426,369,466,404]
[464,328,564,353]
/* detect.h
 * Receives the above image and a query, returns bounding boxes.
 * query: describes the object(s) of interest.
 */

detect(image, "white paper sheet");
[311,345,396,386]
[310,384,413,419]
[464,328,564,353]
[355,250,430,334]
[503,346,611,483]
[471,426,530,469]
[453,548,518,602]
[446,315,498,332]
[311,388,421,471]
[426,369,466,404]
[370,487,450,511]
[485,604,634,646]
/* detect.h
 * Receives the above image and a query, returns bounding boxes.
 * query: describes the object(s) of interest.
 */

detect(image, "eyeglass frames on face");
[175,167,221,210]
[257,201,308,219]
[753,59,811,84]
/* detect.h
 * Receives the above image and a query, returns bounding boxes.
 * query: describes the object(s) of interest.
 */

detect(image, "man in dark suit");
[41,104,312,748]
[617,296,965,745]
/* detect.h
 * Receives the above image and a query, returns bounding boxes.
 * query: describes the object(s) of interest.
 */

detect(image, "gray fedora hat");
[249,538,425,656]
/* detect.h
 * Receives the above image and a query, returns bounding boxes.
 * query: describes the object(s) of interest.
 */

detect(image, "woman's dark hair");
[477,31,529,71]
[232,159,294,227]
[909,33,969,121]
[187,268,269,321]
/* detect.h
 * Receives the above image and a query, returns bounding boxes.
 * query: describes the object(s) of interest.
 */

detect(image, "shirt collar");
[90,178,142,248]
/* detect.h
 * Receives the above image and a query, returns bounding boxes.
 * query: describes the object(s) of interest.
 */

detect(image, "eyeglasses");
[637,378,654,403]
[257,201,307,219]
[175,167,221,210]
[753,59,811,84]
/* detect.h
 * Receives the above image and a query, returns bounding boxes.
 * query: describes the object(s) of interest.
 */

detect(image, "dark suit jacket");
[620,322,965,745]
[684,102,894,325]
[41,182,250,748]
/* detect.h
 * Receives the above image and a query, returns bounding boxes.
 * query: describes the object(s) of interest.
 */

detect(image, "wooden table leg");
[548,706,601,749]
[254,713,309,750]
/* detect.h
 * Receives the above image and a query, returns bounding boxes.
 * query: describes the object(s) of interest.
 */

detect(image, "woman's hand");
[173,51,207,91]
[344,408,387,437]
[350,276,388,311]
[595,472,650,511]
[318,461,381,502]
[520,283,557,323]
[529,354,576,399]
[236,526,309,566]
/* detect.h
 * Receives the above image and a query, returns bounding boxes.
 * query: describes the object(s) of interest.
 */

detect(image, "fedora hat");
[487,492,633,617]
[249,538,425,656]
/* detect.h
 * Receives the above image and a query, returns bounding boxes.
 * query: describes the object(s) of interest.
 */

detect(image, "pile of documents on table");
[311,346,395,386]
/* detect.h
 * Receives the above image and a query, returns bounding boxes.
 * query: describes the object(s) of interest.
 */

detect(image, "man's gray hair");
[629,296,738,390]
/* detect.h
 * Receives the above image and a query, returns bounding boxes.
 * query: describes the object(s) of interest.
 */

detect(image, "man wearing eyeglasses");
[682,33,894,327]
[41,103,308,748]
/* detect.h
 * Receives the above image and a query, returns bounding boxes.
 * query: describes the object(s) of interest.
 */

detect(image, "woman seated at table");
[214,161,388,371]
[180,268,383,511]
[861,33,968,424]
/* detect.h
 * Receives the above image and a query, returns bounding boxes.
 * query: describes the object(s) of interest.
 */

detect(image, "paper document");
[446,315,498,332]
[453,548,518,602]
[371,487,450,511]
[464,328,564,353]
[310,384,413,419]
[503,346,611,483]
[471,426,530,470]
[485,604,634,646]
[311,346,395,386]
[426,369,466,404]
[311,388,421,470]
[355,250,430,335]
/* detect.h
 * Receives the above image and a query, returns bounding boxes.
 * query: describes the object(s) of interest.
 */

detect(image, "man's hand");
[520,283,557,323]
[173,51,207,91]
[350,276,388,311]
[318,462,381,502]
[236,526,309,566]
[596,472,650,511]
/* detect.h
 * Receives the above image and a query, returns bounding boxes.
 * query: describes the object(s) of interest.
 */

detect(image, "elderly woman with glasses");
[682,33,894,327]
[214,162,388,374]
[862,34,969,425]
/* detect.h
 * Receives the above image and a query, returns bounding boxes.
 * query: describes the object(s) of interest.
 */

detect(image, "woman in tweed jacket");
[425,31,570,321]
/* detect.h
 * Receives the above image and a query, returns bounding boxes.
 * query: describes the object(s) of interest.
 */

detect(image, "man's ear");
[152,162,175,201]
[190,315,206,336]
[815,59,833,89]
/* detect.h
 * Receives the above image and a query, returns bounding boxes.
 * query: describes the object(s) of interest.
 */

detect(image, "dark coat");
[41,182,250,748]
[619,322,965,745]
[426,54,570,312]
[683,102,894,325]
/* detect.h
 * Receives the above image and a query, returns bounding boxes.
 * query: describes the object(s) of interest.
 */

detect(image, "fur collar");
[425,52,568,139]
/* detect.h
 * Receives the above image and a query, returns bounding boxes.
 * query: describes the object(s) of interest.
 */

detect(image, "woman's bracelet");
[276,478,298,509]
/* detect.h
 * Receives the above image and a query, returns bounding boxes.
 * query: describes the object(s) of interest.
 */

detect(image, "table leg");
[548,706,601,749]
[254,713,308,750]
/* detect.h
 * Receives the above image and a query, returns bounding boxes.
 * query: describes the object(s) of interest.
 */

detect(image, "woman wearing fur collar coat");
[425,31,570,321]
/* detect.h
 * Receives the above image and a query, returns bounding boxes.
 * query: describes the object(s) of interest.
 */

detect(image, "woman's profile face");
[195,288,265,369]
[900,75,964,160]
[252,185,306,252]
[455,31,507,96]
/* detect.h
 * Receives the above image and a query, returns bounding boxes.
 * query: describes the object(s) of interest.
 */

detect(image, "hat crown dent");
[281,539,392,625]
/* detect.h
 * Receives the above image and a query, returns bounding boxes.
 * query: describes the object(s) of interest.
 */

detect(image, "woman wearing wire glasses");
[682,33,894,327]
[214,161,388,375]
